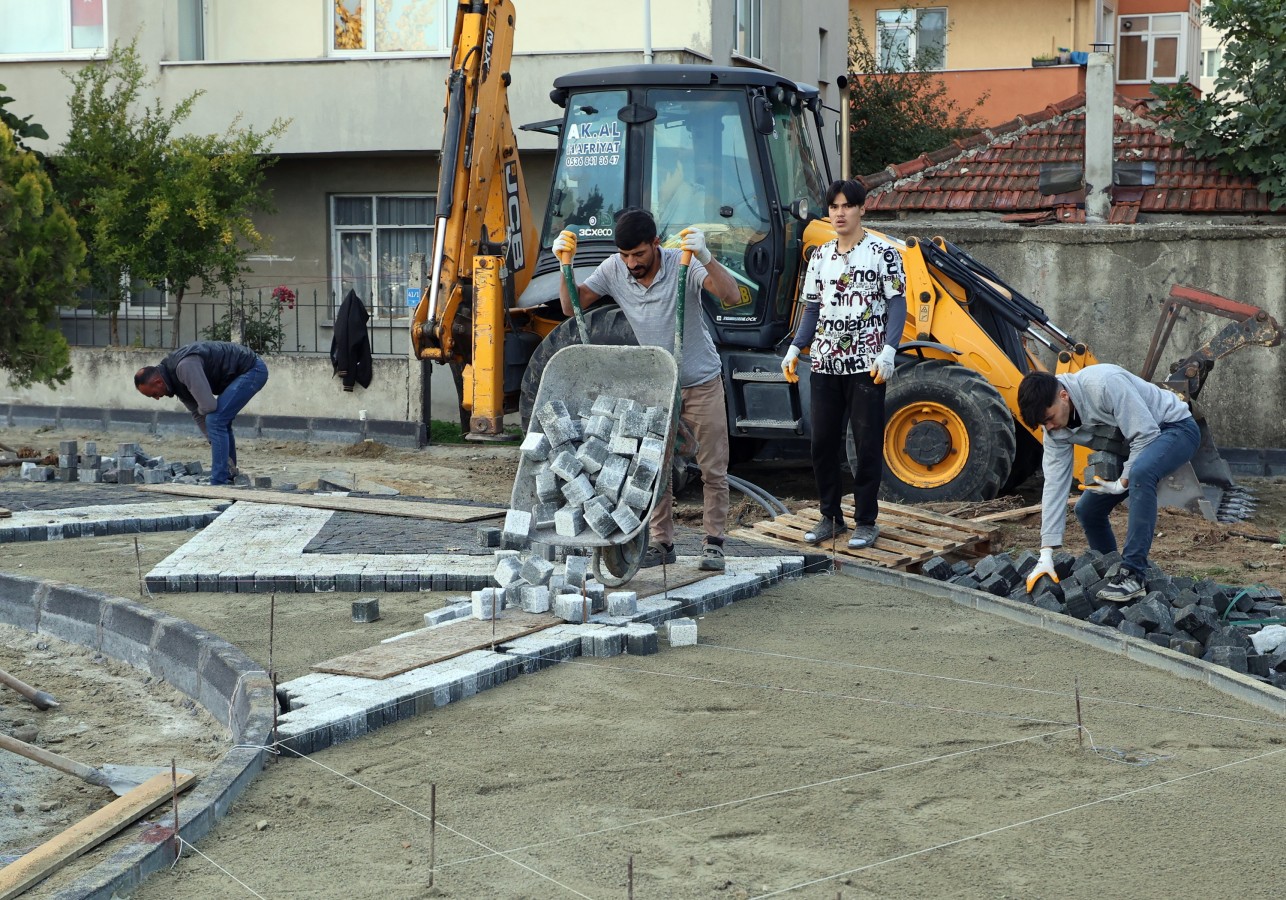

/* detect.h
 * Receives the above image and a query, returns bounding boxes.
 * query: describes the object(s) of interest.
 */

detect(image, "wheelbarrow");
[511,234,700,586]
[511,344,678,587]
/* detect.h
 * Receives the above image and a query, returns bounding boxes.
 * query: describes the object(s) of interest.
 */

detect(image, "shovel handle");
[0,732,110,788]
[0,667,59,710]
[561,263,591,346]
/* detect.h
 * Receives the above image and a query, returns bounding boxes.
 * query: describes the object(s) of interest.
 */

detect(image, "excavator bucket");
[1141,286,1282,523]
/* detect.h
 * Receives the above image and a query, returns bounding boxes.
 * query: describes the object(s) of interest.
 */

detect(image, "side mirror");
[789,199,813,222]
[752,95,774,135]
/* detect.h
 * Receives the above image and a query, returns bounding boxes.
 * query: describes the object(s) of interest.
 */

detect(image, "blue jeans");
[207,358,269,485]
[1074,416,1200,574]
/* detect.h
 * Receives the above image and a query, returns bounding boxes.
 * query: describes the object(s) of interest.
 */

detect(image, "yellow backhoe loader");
[412,0,1280,519]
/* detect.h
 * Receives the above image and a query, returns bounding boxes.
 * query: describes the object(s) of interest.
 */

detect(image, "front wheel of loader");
[851,360,1016,503]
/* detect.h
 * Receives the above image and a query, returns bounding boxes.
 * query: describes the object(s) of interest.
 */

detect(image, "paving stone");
[1117,620,1147,639]
[666,617,698,647]
[606,591,638,616]
[1088,605,1124,628]
[623,623,659,655]
[1122,593,1176,633]
[472,587,505,620]
[351,598,381,623]
[520,431,550,461]
[1202,645,1249,674]
[553,593,590,623]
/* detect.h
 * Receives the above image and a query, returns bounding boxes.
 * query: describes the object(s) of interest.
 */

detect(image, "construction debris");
[13,441,240,488]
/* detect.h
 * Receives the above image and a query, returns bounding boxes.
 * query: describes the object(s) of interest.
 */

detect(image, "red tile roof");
[860,93,1272,219]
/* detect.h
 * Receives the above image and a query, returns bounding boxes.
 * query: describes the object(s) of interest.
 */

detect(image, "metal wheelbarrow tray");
[511,344,678,584]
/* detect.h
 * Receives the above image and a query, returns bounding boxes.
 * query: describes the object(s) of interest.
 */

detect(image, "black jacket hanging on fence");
[331,289,373,391]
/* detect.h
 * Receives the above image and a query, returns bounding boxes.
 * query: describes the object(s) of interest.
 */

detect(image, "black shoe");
[848,525,879,549]
[640,543,676,568]
[698,543,725,572]
[1097,567,1145,603]
[805,517,848,545]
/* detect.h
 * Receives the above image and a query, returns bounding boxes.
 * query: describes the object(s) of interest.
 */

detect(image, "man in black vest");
[135,341,269,485]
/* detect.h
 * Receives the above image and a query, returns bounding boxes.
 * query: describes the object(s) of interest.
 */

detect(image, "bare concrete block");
[503,509,532,542]
[576,437,610,474]
[611,503,641,536]
[520,554,556,586]
[667,617,698,647]
[561,473,595,507]
[590,395,618,417]
[521,431,550,461]
[351,598,381,623]
[606,591,638,616]
[534,467,560,503]
[555,506,586,538]
[532,502,559,530]
[564,554,589,588]
[494,555,524,587]
[549,450,584,482]
[472,587,505,620]
[520,584,552,614]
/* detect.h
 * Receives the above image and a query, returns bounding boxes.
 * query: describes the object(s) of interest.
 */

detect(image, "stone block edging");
[0,572,274,900]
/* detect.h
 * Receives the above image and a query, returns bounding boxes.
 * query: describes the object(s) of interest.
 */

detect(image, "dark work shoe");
[1097,567,1145,603]
[805,517,848,545]
[698,543,725,572]
[848,525,880,549]
[640,543,676,568]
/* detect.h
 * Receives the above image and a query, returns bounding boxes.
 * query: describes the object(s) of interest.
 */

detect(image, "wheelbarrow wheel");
[592,531,648,588]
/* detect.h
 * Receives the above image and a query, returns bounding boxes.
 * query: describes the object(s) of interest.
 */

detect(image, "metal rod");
[1074,675,1084,747]
[134,536,145,598]
[628,854,635,899]
[171,758,180,858]
[429,783,437,887]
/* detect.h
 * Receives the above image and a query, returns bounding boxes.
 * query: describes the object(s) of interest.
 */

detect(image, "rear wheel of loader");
[519,306,637,429]
[855,360,1016,503]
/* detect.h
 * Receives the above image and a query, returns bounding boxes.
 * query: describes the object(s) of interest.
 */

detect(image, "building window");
[332,0,448,55]
[177,0,204,61]
[875,7,947,71]
[0,0,104,57]
[69,274,166,313]
[1202,46,1222,79]
[1118,13,1186,82]
[734,0,761,60]
[332,195,435,320]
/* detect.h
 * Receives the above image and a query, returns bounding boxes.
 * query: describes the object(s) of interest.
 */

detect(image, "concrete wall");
[1,348,464,431]
[893,221,1286,449]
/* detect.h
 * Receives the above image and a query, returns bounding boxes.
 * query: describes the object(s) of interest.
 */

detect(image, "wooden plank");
[136,483,502,523]
[0,771,197,900]
[972,503,1042,524]
[314,613,563,679]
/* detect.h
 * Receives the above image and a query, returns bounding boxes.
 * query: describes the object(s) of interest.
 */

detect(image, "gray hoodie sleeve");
[1038,430,1076,547]
[1101,371,1162,482]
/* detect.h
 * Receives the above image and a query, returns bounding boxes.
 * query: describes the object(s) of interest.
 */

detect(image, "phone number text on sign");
[566,154,621,167]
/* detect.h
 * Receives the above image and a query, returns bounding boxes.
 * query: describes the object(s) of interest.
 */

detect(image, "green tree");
[847,10,987,177]
[1152,0,1286,210]
[0,83,49,158]
[57,41,287,346]
[0,123,86,387]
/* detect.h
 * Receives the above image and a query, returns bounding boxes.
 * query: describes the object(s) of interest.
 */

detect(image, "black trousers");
[810,372,886,527]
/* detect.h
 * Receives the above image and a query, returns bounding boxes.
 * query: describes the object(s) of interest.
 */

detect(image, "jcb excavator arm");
[411,0,537,435]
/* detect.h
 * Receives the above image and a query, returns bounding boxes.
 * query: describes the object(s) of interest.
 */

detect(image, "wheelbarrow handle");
[561,263,591,346]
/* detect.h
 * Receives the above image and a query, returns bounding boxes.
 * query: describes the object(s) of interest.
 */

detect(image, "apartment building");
[1,0,848,351]
[849,0,1203,125]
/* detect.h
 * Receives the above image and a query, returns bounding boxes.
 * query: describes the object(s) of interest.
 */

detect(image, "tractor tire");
[1000,427,1043,495]
[853,360,1016,503]
[519,306,638,430]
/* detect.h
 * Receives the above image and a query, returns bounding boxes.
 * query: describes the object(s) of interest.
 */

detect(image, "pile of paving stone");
[921,548,1286,688]
[515,395,670,543]
[14,440,250,487]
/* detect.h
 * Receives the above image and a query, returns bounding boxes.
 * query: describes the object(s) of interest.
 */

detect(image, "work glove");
[553,230,577,266]
[678,227,712,265]
[871,345,896,384]
[1085,475,1129,494]
[1025,548,1060,593]
[781,345,801,384]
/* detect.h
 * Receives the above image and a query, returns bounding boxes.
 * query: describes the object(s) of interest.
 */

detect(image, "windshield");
[541,89,628,243]
[644,88,771,317]
[767,98,827,214]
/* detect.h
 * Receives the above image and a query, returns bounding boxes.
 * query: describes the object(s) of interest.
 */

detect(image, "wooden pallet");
[729,501,997,572]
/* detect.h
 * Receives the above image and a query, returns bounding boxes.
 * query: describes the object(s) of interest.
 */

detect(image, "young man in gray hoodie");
[1017,365,1200,602]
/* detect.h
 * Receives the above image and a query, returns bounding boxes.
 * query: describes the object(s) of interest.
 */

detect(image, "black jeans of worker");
[810,371,886,528]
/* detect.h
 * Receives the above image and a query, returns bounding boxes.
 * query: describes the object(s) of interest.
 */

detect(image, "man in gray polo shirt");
[554,208,740,570]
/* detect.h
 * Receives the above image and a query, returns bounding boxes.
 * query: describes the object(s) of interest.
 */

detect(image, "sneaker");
[805,517,848,545]
[698,543,725,572]
[640,543,676,569]
[848,525,880,549]
[1097,567,1145,603]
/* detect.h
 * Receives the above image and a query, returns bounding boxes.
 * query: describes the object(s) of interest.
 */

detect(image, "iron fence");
[58,287,411,357]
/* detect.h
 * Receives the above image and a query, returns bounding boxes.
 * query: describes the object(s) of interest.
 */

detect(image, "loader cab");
[538,65,831,350]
